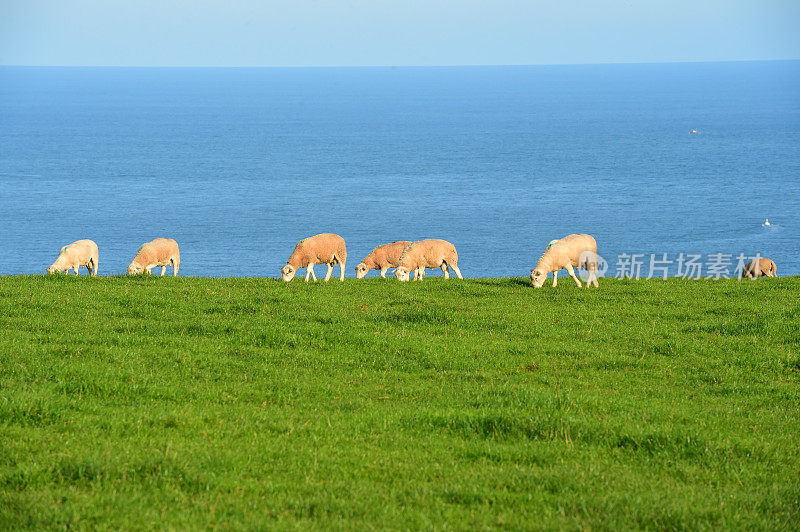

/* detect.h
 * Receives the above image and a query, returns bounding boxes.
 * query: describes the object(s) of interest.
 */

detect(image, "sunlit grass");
[1,275,798,528]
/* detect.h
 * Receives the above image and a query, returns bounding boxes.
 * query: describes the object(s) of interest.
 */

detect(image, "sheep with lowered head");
[394,239,462,281]
[530,234,599,288]
[740,257,777,278]
[355,241,411,279]
[127,238,180,276]
[47,239,99,276]
[281,233,347,282]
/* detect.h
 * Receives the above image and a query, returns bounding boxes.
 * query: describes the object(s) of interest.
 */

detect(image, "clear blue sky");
[2,0,798,67]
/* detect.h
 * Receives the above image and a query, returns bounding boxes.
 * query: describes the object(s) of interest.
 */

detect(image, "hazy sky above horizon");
[2,1,799,67]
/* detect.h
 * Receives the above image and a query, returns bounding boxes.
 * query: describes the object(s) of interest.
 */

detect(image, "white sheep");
[127,238,181,276]
[355,241,411,279]
[530,234,599,288]
[281,233,347,282]
[47,239,99,276]
[740,257,777,278]
[394,239,462,281]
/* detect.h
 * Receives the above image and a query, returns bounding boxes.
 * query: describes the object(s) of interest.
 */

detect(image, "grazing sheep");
[47,239,99,276]
[394,239,462,281]
[127,238,180,276]
[740,257,777,278]
[355,241,411,279]
[281,233,347,282]
[530,234,599,288]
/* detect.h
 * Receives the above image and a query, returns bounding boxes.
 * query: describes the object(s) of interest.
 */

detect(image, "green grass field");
[1,275,798,529]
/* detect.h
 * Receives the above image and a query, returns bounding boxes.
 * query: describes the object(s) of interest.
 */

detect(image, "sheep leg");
[587,264,599,287]
[305,263,316,282]
[379,267,387,278]
[173,257,180,277]
[441,263,450,279]
[324,263,333,282]
[161,265,167,276]
[74,266,80,276]
[566,264,582,287]
[415,267,424,281]
[339,256,346,281]
[552,271,558,287]
[449,263,463,279]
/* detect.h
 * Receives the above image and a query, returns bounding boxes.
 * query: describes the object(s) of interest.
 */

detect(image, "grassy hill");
[1,275,798,529]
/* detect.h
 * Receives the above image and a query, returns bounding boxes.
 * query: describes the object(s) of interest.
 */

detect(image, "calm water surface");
[1,62,798,277]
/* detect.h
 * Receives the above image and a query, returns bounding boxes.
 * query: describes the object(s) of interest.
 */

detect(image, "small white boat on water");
[762,218,771,227]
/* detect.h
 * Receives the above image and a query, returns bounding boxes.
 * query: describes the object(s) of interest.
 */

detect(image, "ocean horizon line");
[1,58,798,70]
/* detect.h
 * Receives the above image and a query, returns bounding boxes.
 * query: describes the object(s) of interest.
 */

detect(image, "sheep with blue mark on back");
[530,234,599,288]
[47,239,99,276]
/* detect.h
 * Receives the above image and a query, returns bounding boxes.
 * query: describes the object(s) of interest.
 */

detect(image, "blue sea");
[1,62,798,278]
